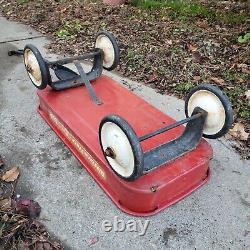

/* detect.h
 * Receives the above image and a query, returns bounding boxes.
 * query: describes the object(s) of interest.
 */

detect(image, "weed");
[17,0,31,4]
[223,70,249,82]
[57,20,82,39]
[238,33,250,43]
[221,13,247,25]
[224,87,250,119]
[126,49,145,70]
[175,82,195,94]
[127,49,144,61]
[100,21,108,28]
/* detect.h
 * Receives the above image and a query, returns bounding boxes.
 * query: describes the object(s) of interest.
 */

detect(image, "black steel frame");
[9,48,104,105]
[9,48,208,174]
[101,107,207,178]
[141,107,207,172]
[47,48,104,105]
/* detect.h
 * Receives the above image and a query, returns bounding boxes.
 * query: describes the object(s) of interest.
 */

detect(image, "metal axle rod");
[48,49,101,66]
[139,112,203,142]
[8,50,24,56]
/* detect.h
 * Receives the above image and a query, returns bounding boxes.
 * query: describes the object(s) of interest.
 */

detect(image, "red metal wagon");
[18,31,233,216]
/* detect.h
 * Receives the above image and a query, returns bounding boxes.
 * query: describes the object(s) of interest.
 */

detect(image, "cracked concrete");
[0,15,249,250]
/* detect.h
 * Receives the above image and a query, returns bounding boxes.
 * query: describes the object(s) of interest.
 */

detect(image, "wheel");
[185,84,233,139]
[23,44,51,89]
[99,115,143,181]
[95,31,120,71]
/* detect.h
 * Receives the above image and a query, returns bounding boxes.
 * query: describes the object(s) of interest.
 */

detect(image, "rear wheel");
[185,84,233,139]
[23,44,51,89]
[95,31,120,71]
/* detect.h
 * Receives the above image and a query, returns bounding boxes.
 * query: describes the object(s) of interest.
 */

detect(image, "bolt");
[150,186,158,192]
[104,147,116,159]
[27,65,33,74]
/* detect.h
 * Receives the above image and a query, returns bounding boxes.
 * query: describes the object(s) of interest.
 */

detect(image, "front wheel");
[99,115,143,181]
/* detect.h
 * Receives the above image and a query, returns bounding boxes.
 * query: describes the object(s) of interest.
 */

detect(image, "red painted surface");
[37,75,213,216]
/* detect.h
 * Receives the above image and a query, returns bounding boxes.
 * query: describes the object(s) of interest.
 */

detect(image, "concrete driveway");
[0,15,249,250]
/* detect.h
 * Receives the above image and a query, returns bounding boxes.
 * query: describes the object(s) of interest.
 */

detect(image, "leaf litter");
[0,156,63,249]
[0,0,249,159]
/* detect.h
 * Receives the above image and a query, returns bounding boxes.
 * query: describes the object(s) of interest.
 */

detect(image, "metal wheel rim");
[24,49,42,87]
[187,90,226,135]
[95,34,115,69]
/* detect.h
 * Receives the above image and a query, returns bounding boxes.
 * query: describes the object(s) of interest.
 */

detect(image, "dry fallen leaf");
[196,20,208,28]
[229,64,236,70]
[237,78,244,84]
[245,90,250,100]
[0,198,12,211]
[2,167,20,182]
[166,39,173,45]
[188,43,198,52]
[210,77,226,86]
[237,64,250,74]
[82,21,91,26]
[229,123,249,141]
[237,63,248,69]
[147,72,158,83]
[232,44,240,50]
[60,7,67,13]
[242,68,250,75]
[192,52,206,63]
[193,75,201,82]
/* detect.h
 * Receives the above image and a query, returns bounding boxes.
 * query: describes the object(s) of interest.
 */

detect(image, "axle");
[47,49,102,67]
[139,111,205,142]
[8,50,24,56]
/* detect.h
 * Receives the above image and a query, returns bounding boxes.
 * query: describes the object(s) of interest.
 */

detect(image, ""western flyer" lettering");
[49,112,106,180]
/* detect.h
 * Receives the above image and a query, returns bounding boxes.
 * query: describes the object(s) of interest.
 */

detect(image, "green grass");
[132,0,216,19]
[131,0,247,24]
